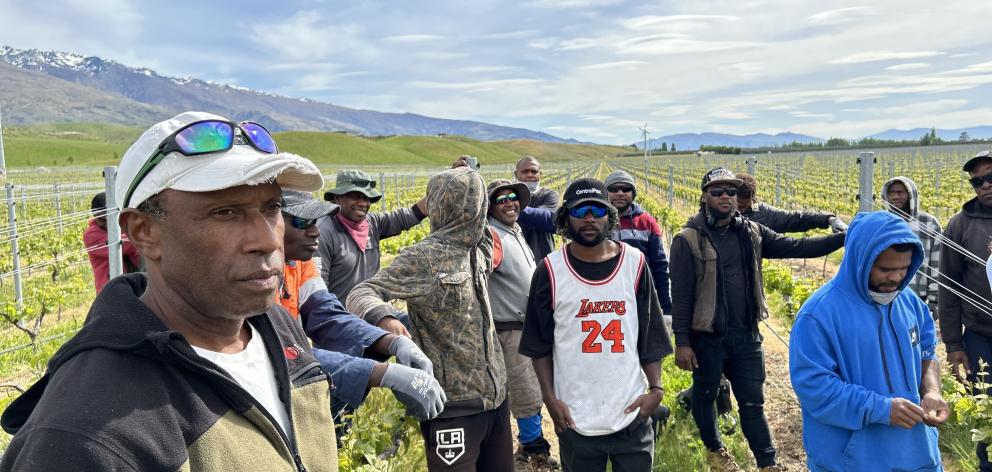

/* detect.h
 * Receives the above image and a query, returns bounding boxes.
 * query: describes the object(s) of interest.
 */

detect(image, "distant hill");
[637,127,992,151]
[866,126,992,142]
[0,123,629,168]
[0,46,578,143]
[637,132,825,151]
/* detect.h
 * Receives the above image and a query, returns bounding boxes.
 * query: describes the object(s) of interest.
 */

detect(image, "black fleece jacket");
[0,274,338,472]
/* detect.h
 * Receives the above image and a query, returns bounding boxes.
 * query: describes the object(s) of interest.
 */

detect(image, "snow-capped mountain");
[0,46,578,143]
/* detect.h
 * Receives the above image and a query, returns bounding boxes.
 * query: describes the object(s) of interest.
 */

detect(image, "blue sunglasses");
[569,205,609,218]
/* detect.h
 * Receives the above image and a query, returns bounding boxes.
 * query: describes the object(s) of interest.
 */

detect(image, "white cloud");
[544,125,617,138]
[382,34,444,43]
[478,30,539,40]
[808,7,876,26]
[526,0,623,9]
[249,11,376,62]
[829,50,944,65]
[579,61,648,70]
[789,111,834,119]
[620,15,737,30]
[408,78,545,90]
[885,63,931,71]
[558,38,599,50]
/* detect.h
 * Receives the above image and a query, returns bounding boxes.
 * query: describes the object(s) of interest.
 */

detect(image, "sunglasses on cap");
[708,188,738,197]
[607,185,634,193]
[349,179,376,189]
[970,173,992,188]
[123,120,278,208]
[494,193,519,205]
[569,204,609,218]
[285,214,318,230]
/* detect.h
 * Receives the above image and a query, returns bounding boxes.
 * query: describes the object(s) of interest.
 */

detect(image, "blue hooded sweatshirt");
[789,211,940,472]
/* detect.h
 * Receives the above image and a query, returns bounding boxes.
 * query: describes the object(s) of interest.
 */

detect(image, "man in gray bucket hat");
[318,169,427,336]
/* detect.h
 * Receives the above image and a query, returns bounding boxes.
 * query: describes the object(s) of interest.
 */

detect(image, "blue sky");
[2,0,991,144]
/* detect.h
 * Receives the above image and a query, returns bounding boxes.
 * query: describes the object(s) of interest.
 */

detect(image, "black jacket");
[1,274,338,471]
[939,198,992,351]
[742,202,834,233]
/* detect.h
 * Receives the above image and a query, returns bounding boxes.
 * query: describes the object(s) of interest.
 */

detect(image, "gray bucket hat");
[486,179,531,209]
[323,169,383,203]
[283,190,339,219]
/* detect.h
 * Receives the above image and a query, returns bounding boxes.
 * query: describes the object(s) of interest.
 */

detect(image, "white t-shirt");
[192,323,291,437]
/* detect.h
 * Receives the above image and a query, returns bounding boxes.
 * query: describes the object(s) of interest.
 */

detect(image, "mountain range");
[0,46,579,143]
[639,127,992,151]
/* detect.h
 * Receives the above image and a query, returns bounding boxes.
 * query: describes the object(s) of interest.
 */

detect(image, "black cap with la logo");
[562,178,610,209]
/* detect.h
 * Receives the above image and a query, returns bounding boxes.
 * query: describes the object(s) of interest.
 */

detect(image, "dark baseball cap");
[963,149,992,173]
[283,190,339,219]
[562,178,610,209]
[700,167,743,190]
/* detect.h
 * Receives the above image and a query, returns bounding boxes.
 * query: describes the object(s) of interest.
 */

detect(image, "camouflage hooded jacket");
[346,168,507,418]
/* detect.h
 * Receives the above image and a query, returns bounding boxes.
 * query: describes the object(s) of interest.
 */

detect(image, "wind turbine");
[639,123,650,159]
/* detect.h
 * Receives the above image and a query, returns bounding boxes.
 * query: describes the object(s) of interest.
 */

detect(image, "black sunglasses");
[284,214,317,230]
[607,185,634,193]
[970,173,992,188]
[708,188,738,197]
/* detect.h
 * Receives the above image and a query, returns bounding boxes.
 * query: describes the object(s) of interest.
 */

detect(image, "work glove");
[380,363,447,421]
[829,216,848,233]
[389,335,434,377]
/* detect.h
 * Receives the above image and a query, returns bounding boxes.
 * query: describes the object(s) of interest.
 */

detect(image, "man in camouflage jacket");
[347,166,513,471]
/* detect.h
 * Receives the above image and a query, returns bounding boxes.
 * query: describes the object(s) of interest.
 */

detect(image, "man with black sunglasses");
[939,149,992,471]
[520,178,672,471]
[277,190,445,423]
[318,169,428,336]
[669,167,844,472]
[1,112,338,471]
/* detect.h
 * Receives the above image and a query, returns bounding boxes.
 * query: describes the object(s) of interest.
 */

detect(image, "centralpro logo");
[575,188,602,195]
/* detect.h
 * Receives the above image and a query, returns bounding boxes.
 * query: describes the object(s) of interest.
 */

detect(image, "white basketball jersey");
[545,242,647,436]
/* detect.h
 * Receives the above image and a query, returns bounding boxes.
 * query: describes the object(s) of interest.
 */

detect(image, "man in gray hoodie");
[881,176,941,315]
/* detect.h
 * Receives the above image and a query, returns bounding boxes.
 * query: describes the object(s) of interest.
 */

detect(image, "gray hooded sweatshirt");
[880,176,941,306]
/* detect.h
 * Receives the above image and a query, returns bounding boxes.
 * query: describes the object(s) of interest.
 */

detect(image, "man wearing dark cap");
[939,149,992,471]
[669,168,844,472]
[520,178,672,471]
[278,190,445,421]
[604,170,673,324]
[318,169,427,335]
[485,179,556,470]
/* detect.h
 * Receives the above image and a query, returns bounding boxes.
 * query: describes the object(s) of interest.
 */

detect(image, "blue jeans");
[964,329,992,471]
[690,329,776,468]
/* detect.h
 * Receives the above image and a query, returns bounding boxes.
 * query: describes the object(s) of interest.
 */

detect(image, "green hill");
[0,123,634,168]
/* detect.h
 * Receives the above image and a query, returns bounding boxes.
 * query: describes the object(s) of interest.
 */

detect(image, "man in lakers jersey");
[520,177,673,471]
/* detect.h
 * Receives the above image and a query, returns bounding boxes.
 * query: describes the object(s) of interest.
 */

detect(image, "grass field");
[0,123,635,168]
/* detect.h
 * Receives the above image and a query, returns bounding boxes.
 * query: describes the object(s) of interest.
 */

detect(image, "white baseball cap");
[116,111,324,210]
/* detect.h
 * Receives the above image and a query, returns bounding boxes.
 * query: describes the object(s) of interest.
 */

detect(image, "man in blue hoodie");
[789,211,949,472]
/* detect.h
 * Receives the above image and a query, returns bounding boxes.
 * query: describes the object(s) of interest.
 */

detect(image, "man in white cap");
[1,112,339,471]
